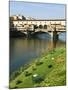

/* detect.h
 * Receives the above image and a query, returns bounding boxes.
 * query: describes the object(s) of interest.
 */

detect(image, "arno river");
[10,32,66,74]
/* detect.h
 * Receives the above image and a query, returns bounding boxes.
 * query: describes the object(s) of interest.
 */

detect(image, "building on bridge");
[10,15,66,39]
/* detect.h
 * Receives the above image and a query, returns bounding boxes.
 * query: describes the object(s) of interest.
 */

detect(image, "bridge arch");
[56,31,66,35]
[33,30,51,36]
[38,24,43,29]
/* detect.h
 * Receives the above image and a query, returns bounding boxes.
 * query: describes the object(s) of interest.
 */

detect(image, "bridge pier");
[53,31,58,40]
[26,30,33,38]
[50,31,58,40]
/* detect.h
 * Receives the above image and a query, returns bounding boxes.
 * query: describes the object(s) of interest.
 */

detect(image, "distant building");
[10,15,26,21]
[10,15,18,21]
[26,16,36,20]
[17,15,26,20]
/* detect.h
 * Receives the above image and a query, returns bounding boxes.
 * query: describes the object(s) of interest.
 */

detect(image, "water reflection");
[52,39,58,49]
[10,32,66,73]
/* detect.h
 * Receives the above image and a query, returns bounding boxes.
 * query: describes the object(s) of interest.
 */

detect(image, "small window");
[44,25,47,29]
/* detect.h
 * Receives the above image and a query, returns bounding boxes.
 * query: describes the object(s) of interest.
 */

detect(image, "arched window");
[39,25,43,29]
[44,24,47,29]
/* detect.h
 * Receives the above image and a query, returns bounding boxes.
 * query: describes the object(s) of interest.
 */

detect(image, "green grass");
[9,47,66,88]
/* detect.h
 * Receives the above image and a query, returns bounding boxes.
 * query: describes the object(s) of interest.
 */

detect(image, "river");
[10,32,66,74]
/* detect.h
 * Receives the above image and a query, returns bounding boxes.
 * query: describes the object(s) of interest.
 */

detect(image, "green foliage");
[10,64,31,81]
[16,80,22,85]
[14,86,18,89]
[35,60,43,66]
[24,71,32,76]
[9,47,66,88]
[10,70,21,81]
[32,66,37,71]
[48,65,53,68]
[32,75,44,83]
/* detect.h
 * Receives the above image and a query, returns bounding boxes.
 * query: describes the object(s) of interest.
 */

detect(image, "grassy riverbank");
[9,47,66,88]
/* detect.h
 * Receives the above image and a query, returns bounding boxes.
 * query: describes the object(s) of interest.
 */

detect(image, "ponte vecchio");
[10,16,66,39]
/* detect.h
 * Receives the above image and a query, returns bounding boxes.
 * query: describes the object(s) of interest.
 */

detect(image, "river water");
[10,32,66,74]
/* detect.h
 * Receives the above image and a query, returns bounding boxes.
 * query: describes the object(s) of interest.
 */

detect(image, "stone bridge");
[10,19,66,39]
